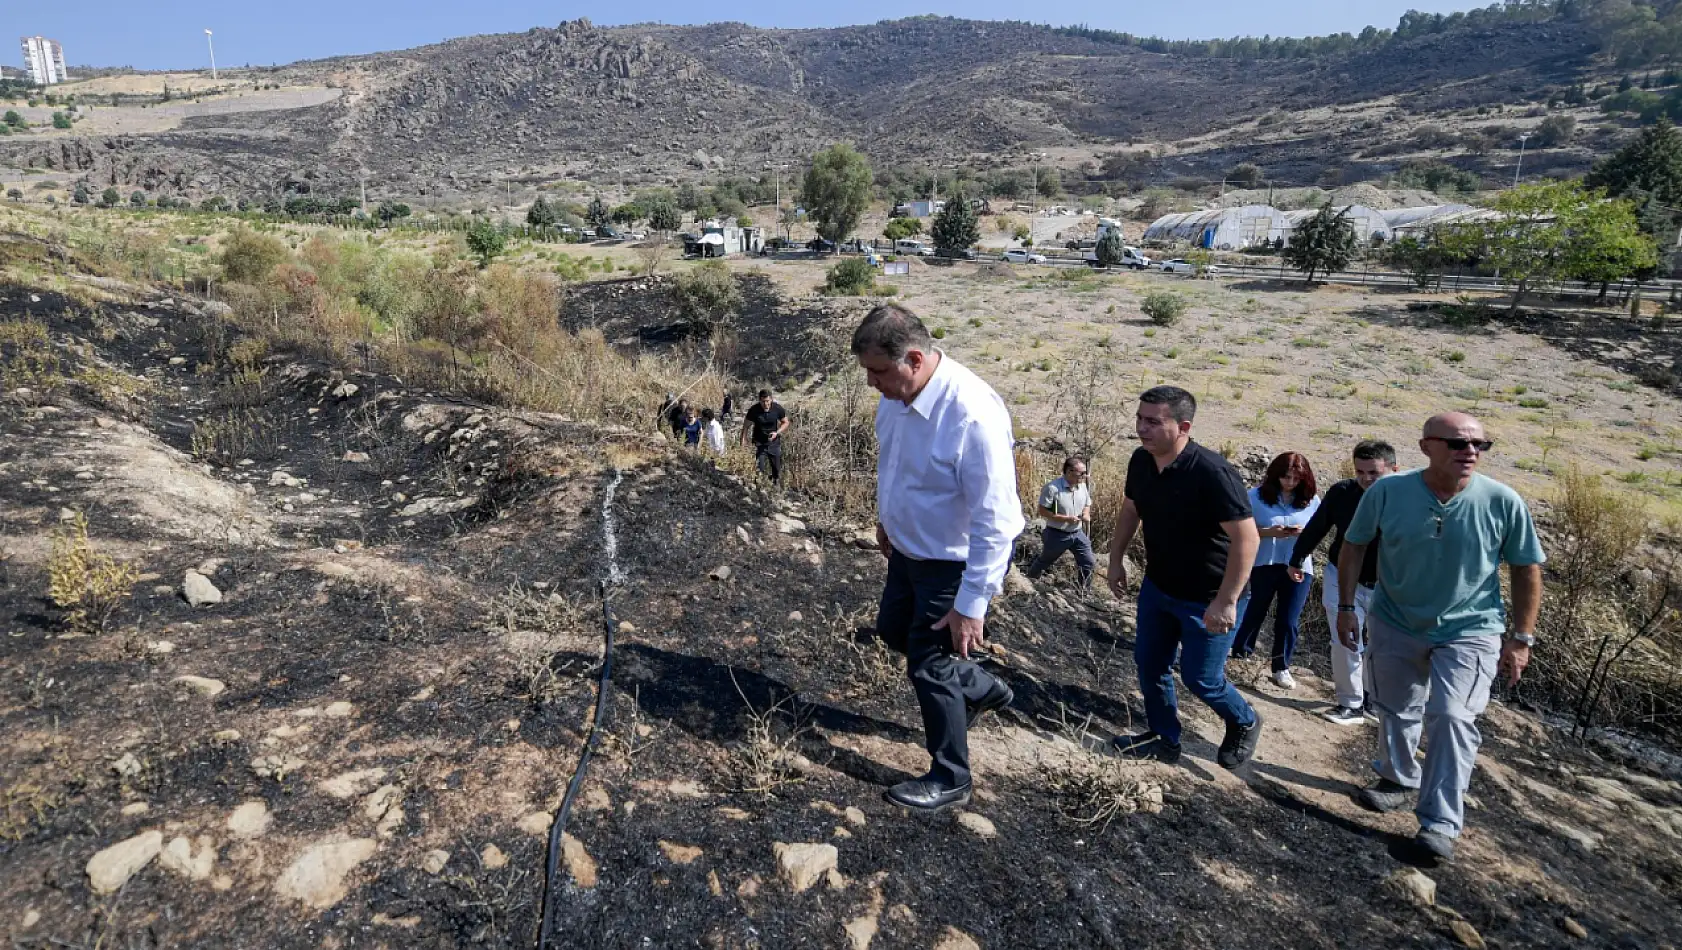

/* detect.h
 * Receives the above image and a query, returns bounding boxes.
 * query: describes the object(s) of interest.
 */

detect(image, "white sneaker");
[1322,704,1364,726]
[1271,669,1296,690]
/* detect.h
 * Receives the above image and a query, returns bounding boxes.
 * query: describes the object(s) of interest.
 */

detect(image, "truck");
[1083,218,1151,268]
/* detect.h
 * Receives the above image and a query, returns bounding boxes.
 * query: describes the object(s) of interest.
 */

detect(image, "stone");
[275,837,379,909]
[146,640,175,655]
[933,926,981,950]
[660,841,703,865]
[737,875,761,898]
[1385,867,1436,907]
[1003,569,1035,597]
[270,470,303,488]
[1562,918,1588,939]
[20,909,40,929]
[617,620,636,634]
[182,571,222,607]
[845,915,880,950]
[772,514,806,535]
[421,849,451,874]
[717,806,751,821]
[956,812,997,839]
[1450,920,1486,949]
[518,812,553,836]
[708,565,733,582]
[788,611,804,623]
[480,844,508,869]
[363,785,403,824]
[173,675,225,698]
[342,451,371,463]
[87,830,163,893]
[212,729,241,743]
[159,834,217,880]
[319,768,388,799]
[111,752,144,778]
[708,869,724,897]
[773,842,838,894]
[323,701,354,718]
[228,801,273,839]
[563,833,598,887]
[332,382,359,399]
[121,802,150,816]
[844,806,867,828]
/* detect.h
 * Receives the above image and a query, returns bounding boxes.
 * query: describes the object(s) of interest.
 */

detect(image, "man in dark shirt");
[1105,385,1263,768]
[1289,440,1398,725]
[740,389,790,485]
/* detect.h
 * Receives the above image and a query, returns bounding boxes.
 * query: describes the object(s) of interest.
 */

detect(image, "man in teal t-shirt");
[1337,412,1544,865]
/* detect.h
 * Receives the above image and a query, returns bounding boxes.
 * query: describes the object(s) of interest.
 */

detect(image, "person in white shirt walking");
[1024,457,1096,588]
[854,303,1024,812]
[700,408,727,456]
[1230,452,1321,689]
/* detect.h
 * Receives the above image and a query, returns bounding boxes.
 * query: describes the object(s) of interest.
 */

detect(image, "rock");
[363,785,403,824]
[708,565,733,582]
[87,830,163,893]
[121,802,150,816]
[844,806,867,828]
[332,382,359,399]
[319,768,388,799]
[736,526,753,546]
[773,842,838,894]
[1003,569,1035,597]
[173,675,225,698]
[1450,920,1486,949]
[933,926,981,950]
[480,844,508,870]
[788,611,804,623]
[159,835,217,880]
[181,571,222,607]
[772,514,806,535]
[421,849,451,874]
[518,812,553,836]
[617,620,636,634]
[275,837,379,909]
[227,801,273,839]
[269,470,302,488]
[737,875,761,898]
[212,729,241,743]
[1385,867,1436,907]
[852,530,880,551]
[717,806,751,821]
[1562,918,1587,939]
[146,640,175,655]
[845,914,880,950]
[20,909,40,929]
[660,841,703,865]
[250,753,304,780]
[111,752,144,779]
[341,451,371,463]
[563,833,598,887]
[323,701,354,718]
[956,812,997,839]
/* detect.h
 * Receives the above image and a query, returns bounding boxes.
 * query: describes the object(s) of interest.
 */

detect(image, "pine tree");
[526,195,558,227]
[1586,119,1682,236]
[1281,202,1358,284]
[585,196,610,230]
[930,196,979,258]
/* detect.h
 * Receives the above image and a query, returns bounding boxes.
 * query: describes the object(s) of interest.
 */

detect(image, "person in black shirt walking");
[1105,386,1263,768]
[740,389,790,484]
[1288,439,1398,726]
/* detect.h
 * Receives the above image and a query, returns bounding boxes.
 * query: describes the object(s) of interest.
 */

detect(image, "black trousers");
[876,550,1001,787]
[755,444,783,484]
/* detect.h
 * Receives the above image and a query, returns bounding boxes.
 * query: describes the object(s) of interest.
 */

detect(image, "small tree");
[72,183,91,205]
[129,190,146,207]
[646,198,682,234]
[218,228,290,283]
[825,257,877,296]
[1141,291,1187,326]
[1386,233,1450,289]
[1036,168,1063,198]
[1095,229,1126,268]
[610,202,643,226]
[930,195,980,257]
[1226,163,1263,188]
[5,188,21,201]
[801,143,874,243]
[883,217,921,241]
[1282,202,1358,284]
[99,187,120,208]
[2,110,21,128]
[526,195,558,227]
[1535,114,1576,147]
[585,196,610,230]
[52,112,72,129]
[200,195,229,212]
[1443,180,1616,315]
[375,200,411,224]
[671,260,741,333]
[1562,195,1660,299]
[466,220,507,268]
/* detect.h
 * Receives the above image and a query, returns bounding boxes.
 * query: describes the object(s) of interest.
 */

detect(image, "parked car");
[1003,248,1046,264]
[1159,259,1195,274]
[893,239,936,257]
[936,247,978,260]
[596,225,625,240]
[807,237,837,254]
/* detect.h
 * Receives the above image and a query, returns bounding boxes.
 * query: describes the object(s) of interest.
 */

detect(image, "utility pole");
[359,173,367,216]
[204,30,217,81]
[1513,133,1531,187]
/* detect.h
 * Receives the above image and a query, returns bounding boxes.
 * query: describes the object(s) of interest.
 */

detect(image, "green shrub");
[218,228,290,284]
[932,327,947,339]
[824,256,876,296]
[1141,291,1187,326]
[672,260,741,331]
[884,217,922,241]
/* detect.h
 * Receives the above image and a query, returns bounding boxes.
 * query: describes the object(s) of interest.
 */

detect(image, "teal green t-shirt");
[1344,470,1545,642]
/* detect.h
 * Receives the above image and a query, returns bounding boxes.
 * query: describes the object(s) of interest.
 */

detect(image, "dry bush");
[727,670,811,797]
[47,512,138,635]
[0,318,65,402]
[634,241,669,277]
[1038,708,1164,830]
[826,606,901,699]
[483,585,593,705]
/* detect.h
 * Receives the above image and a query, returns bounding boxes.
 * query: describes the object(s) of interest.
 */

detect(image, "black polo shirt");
[1124,440,1252,603]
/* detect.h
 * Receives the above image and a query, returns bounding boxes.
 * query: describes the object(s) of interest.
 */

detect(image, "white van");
[893,239,935,257]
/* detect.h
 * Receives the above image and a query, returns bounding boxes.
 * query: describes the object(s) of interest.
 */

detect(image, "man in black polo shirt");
[1105,385,1263,768]
[740,388,790,485]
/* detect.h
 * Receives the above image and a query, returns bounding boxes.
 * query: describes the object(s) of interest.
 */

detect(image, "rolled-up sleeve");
[954,411,1026,619]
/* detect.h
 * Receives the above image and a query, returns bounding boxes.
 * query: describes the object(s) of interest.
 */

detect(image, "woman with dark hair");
[1231,452,1321,688]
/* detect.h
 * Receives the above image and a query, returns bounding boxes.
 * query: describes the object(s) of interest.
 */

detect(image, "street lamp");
[204,30,217,81]
[1513,133,1531,187]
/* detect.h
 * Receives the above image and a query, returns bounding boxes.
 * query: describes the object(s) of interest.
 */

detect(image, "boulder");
[1384,867,1436,907]
[87,830,163,894]
[773,842,837,893]
[274,837,378,908]
[182,571,222,607]
[173,675,225,698]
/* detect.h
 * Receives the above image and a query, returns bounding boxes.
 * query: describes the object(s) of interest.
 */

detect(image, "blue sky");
[22,1,1495,71]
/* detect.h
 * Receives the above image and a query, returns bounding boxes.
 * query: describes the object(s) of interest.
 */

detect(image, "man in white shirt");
[854,303,1025,812]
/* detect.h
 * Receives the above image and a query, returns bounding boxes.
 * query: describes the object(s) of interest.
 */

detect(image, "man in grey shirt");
[1025,457,1096,588]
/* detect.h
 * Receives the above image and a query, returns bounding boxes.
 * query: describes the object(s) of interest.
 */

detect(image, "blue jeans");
[1135,578,1257,746]
[1232,564,1313,673]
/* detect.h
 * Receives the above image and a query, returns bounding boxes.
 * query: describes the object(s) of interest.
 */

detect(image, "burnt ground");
[3,280,1682,949]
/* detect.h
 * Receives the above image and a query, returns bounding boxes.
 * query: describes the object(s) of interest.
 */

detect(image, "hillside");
[0,14,1611,203]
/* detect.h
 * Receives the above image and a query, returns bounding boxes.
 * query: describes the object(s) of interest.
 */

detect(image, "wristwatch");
[1506,632,1538,647]
[1337,605,1358,613]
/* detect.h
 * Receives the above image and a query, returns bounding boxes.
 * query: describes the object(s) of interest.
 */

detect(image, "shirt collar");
[906,350,952,419]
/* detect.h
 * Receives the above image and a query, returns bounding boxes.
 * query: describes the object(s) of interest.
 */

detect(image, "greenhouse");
[1377,204,1494,236]
[1282,205,1392,245]
[1142,205,1288,250]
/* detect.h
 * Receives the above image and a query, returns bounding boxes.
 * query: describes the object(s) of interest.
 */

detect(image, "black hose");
[536,578,617,949]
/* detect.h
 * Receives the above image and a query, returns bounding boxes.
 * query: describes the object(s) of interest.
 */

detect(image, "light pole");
[204,30,217,81]
[1513,133,1531,187]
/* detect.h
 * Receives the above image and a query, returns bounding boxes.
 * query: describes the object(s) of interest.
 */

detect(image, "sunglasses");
[1425,437,1494,453]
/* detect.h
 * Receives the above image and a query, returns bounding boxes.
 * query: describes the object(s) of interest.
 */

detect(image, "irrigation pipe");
[536,469,625,948]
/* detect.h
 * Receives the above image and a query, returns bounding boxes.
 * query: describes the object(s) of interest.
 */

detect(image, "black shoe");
[1359,778,1416,813]
[1217,712,1263,769]
[1413,829,1456,865]
[884,777,972,812]
[966,679,1015,728]
[1111,731,1183,764]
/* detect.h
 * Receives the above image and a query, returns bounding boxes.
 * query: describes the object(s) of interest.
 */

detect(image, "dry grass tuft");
[727,669,812,797]
[1038,708,1165,831]
[46,512,138,635]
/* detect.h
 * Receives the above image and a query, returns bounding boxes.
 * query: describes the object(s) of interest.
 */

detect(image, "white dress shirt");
[702,419,726,455]
[876,352,1025,619]
[1249,486,1321,574]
